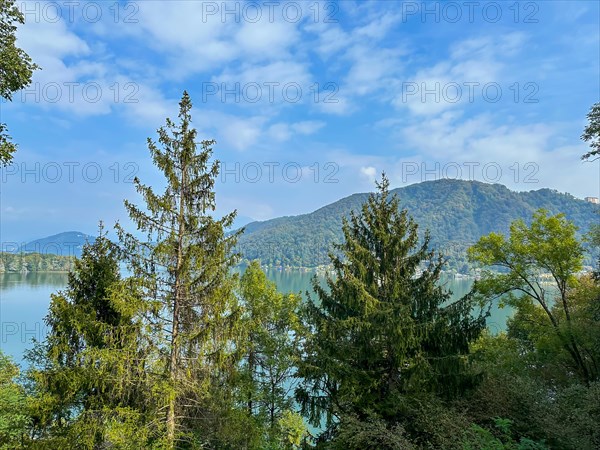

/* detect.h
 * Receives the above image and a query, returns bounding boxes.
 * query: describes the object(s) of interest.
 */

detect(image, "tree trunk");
[167,162,187,448]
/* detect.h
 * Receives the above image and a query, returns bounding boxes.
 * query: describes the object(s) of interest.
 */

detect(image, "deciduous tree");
[0,0,39,165]
[237,260,306,447]
[468,210,597,383]
[582,102,600,161]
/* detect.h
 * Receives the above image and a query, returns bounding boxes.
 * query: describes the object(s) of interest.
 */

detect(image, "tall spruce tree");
[116,91,241,449]
[297,174,485,446]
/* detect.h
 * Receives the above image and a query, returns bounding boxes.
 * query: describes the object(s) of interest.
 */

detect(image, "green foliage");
[0,0,39,165]
[297,174,486,445]
[0,351,30,449]
[469,210,597,383]
[581,102,600,161]
[466,313,600,450]
[237,180,598,270]
[116,91,242,449]
[0,253,75,273]
[325,411,416,450]
[462,418,547,450]
[237,261,307,448]
[277,410,307,450]
[25,231,157,448]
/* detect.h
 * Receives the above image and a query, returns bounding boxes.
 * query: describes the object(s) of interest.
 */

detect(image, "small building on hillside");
[585,197,599,204]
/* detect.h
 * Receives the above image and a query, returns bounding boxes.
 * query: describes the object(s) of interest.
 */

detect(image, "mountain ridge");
[14,180,598,271]
[235,179,598,271]
[15,231,95,258]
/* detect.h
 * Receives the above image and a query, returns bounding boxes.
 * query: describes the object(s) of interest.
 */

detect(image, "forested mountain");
[14,231,94,258]
[236,179,599,271]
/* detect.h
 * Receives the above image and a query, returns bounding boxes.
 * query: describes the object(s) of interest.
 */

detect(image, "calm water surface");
[0,270,511,363]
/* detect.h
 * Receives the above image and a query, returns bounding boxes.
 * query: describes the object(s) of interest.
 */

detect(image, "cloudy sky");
[1,0,599,243]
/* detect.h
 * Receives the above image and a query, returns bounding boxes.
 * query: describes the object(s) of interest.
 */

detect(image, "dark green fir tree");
[297,174,486,448]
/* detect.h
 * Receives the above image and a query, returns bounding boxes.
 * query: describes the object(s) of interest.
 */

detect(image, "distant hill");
[17,231,95,258]
[235,180,599,272]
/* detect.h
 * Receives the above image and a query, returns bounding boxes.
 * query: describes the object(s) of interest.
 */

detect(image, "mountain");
[235,179,599,271]
[17,231,95,258]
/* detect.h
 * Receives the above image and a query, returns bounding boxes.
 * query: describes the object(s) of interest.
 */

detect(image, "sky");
[0,0,599,244]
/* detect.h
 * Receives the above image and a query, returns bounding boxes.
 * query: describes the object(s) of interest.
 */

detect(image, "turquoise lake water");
[0,270,512,364]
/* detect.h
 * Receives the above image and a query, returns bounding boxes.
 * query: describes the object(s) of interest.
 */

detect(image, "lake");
[0,270,512,364]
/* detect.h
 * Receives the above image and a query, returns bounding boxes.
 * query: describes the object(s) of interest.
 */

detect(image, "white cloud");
[219,115,266,151]
[234,19,300,59]
[15,7,172,119]
[268,123,292,142]
[392,111,596,197]
[393,33,527,116]
[210,61,312,107]
[267,120,326,142]
[360,166,377,181]
[306,11,407,110]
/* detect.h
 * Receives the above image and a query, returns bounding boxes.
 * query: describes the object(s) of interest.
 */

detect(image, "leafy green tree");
[0,0,39,165]
[237,260,306,448]
[468,210,598,383]
[325,412,415,450]
[0,351,30,449]
[581,102,600,161]
[466,328,600,449]
[585,218,600,278]
[297,174,485,447]
[116,91,241,449]
[462,418,547,450]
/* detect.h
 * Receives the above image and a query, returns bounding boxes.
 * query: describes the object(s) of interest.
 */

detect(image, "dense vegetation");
[236,180,598,272]
[0,252,75,273]
[0,0,38,165]
[1,95,599,449]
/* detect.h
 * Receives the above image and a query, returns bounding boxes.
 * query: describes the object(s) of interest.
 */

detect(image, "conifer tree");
[116,91,241,449]
[27,227,151,448]
[297,174,485,446]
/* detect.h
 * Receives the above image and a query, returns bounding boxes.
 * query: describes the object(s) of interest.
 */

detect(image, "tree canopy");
[297,174,486,448]
[581,102,600,161]
[0,0,39,165]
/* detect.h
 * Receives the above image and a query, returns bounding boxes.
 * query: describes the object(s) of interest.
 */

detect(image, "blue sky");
[1,0,599,243]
